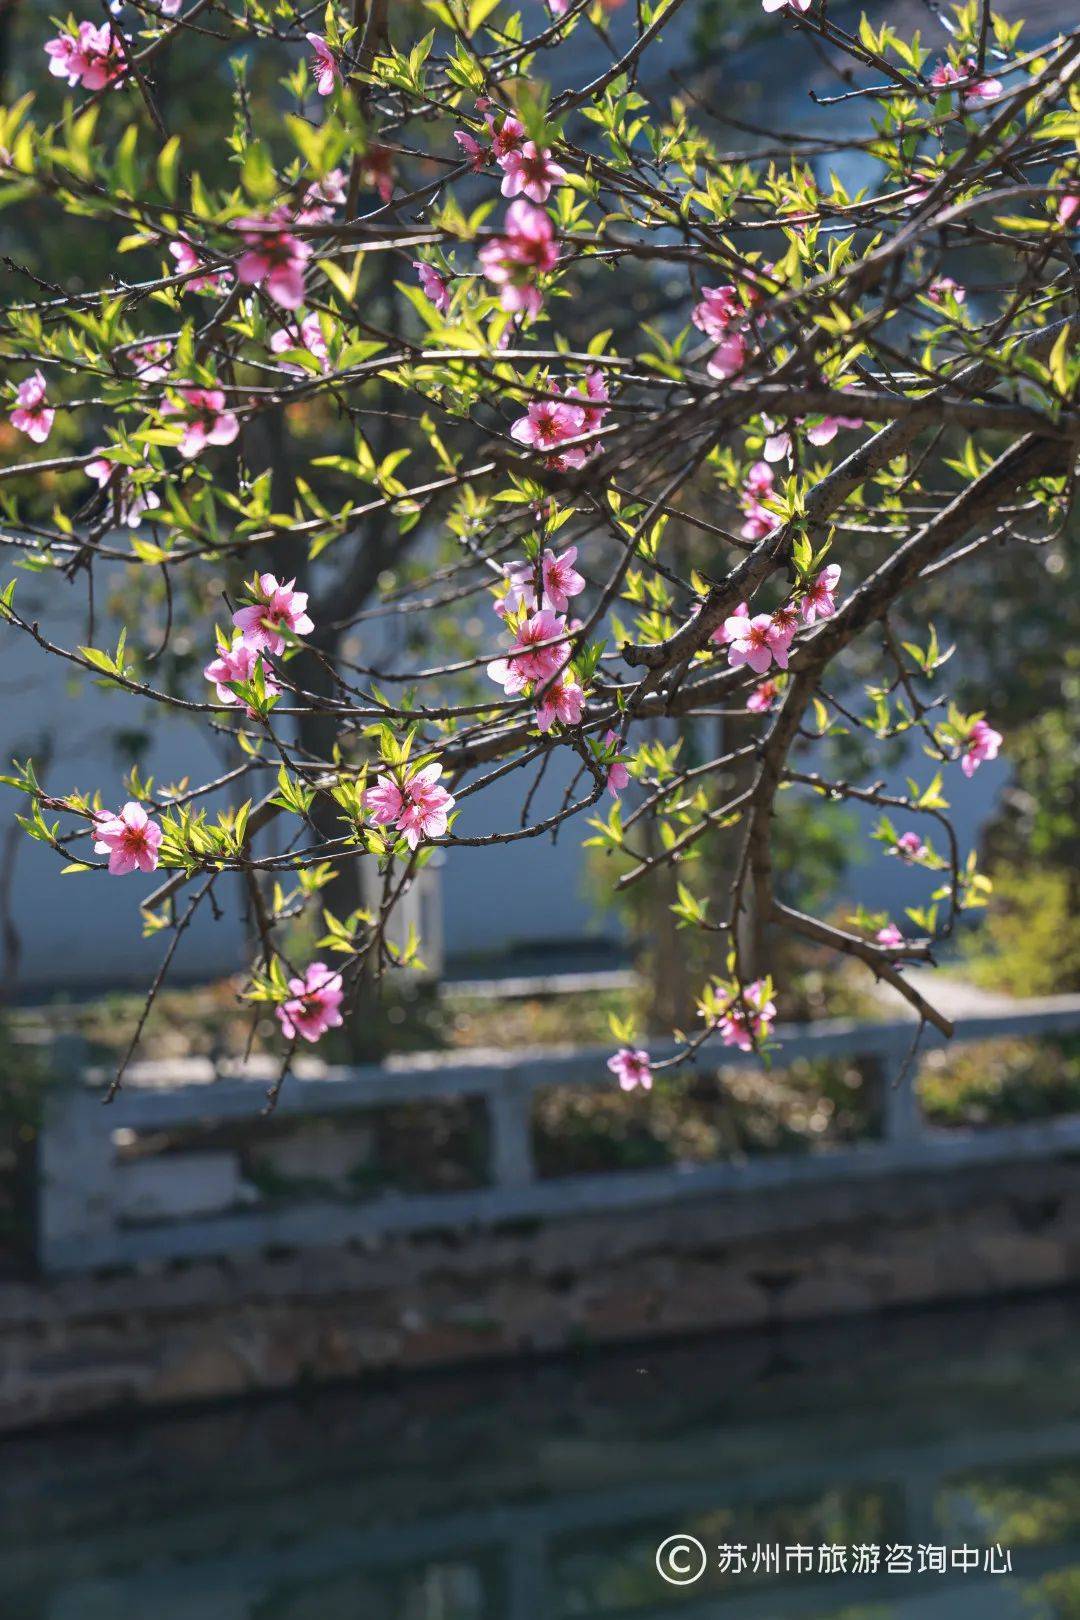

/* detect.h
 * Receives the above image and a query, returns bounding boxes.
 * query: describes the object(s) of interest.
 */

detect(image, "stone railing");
[35,995,1080,1273]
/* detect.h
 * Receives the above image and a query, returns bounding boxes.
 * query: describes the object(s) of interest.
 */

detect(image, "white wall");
[0,575,249,994]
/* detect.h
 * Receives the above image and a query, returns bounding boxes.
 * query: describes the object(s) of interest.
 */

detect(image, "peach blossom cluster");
[364,764,456,849]
[44,21,127,90]
[479,201,560,318]
[713,565,842,678]
[203,574,313,715]
[487,540,593,732]
[9,371,55,444]
[509,370,610,471]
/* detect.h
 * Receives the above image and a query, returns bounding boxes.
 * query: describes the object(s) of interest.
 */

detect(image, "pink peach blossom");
[761,0,811,13]
[360,144,395,204]
[235,213,311,309]
[906,171,936,205]
[928,276,966,304]
[168,238,228,293]
[270,314,330,374]
[45,21,127,90]
[454,128,489,171]
[805,413,862,446]
[536,673,583,732]
[762,419,793,462]
[723,605,791,675]
[541,546,585,612]
[747,678,779,713]
[396,765,455,846]
[93,802,163,876]
[712,599,748,647]
[10,370,55,444]
[128,340,172,382]
[876,922,905,951]
[499,141,568,205]
[295,169,347,224]
[692,284,746,339]
[44,28,82,81]
[414,260,452,314]
[740,501,777,541]
[487,608,569,694]
[769,602,799,653]
[801,563,841,623]
[961,717,1002,777]
[305,33,340,96]
[85,451,161,527]
[745,461,774,499]
[232,574,314,655]
[930,59,1002,105]
[494,559,538,621]
[479,201,559,318]
[572,368,611,432]
[607,1047,652,1091]
[707,331,748,380]
[895,830,927,861]
[740,463,778,540]
[510,398,587,469]
[161,387,240,460]
[762,412,858,460]
[276,961,344,1043]
[363,775,404,828]
[603,730,630,794]
[716,980,777,1050]
[364,763,455,849]
[487,113,525,161]
[203,632,281,713]
[1059,192,1080,228]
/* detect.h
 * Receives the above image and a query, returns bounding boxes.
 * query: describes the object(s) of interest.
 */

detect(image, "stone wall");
[4,1153,1079,1431]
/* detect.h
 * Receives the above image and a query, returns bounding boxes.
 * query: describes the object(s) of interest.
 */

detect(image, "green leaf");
[241,140,278,202]
[157,135,181,201]
[318,254,363,304]
[1048,322,1071,396]
[79,645,119,675]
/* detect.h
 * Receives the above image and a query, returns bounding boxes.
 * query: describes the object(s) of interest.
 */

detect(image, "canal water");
[6,1293,1080,1618]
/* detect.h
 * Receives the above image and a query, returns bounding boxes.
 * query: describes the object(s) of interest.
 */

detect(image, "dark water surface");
[7,1295,1080,1618]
